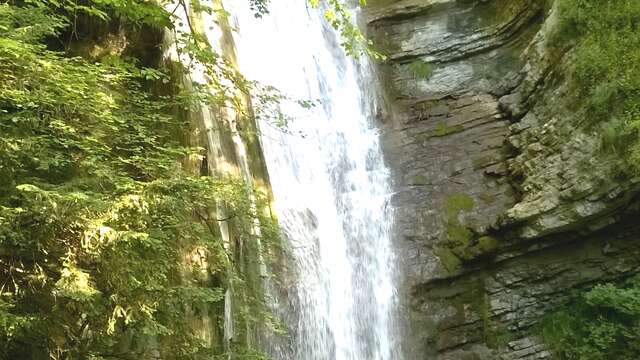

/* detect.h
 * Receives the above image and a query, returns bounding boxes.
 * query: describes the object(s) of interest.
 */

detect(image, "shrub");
[540,277,640,359]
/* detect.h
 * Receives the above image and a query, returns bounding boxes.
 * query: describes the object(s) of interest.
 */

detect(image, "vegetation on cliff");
[540,277,640,360]
[0,0,280,358]
[556,0,640,168]
[536,1,640,358]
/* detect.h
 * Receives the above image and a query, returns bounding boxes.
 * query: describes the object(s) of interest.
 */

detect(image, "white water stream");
[227,1,402,359]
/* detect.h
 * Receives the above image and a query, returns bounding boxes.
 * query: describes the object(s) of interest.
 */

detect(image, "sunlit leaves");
[0,0,378,357]
[54,259,101,302]
[311,0,385,60]
[0,1,271,358]
[0,3,67,41]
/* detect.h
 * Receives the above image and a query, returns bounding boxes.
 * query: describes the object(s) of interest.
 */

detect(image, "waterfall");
[226,1,403,359]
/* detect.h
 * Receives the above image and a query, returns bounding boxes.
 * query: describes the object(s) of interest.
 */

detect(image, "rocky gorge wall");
[363,0,640,359]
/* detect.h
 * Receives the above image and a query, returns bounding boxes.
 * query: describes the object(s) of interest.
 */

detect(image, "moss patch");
[433,122,464,137]
[435,193,474,272]
[443,193,474,220]
[469,282,512,349]
[414,122,464,143]
[435,277,512,349]
[443,193,475,252]
[434,247,462,274]
[436,193,500,273]
[408,59,433,80]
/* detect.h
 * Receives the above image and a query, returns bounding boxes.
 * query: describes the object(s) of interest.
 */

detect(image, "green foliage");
[539,278,640,360]
[20,0,172,28]
[555,0,640,171]
[246,0,384,58]
[408,59,433,80]
[600,117,629,154]
[0,0,277,358]
[0,0,383,357]
[251,83,318,134]
[310,0,385,60]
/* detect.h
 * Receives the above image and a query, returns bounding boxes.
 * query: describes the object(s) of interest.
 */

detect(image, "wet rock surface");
[365,0,640,358]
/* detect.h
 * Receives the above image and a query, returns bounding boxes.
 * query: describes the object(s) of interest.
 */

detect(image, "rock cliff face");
[364,0,640,358]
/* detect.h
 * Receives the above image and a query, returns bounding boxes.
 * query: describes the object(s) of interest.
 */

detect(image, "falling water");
[227,1,402,359]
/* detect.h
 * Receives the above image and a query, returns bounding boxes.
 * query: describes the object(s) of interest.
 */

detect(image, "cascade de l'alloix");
[228,0,403,358]
[224,1,640,358]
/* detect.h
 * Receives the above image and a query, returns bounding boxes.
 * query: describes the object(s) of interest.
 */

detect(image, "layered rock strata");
[364,0,640,358]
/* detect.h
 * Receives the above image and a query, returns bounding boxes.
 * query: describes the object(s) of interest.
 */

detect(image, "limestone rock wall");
[364,0,640,358]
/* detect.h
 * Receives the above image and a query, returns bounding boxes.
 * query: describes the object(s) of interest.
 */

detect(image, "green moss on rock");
[435,193,474,272]
[477,236,499,253]
[433,122,464,137]
[434,247,463,274]
[408,59,433,80]
[436,194,500,272]
[444,193,475,219]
